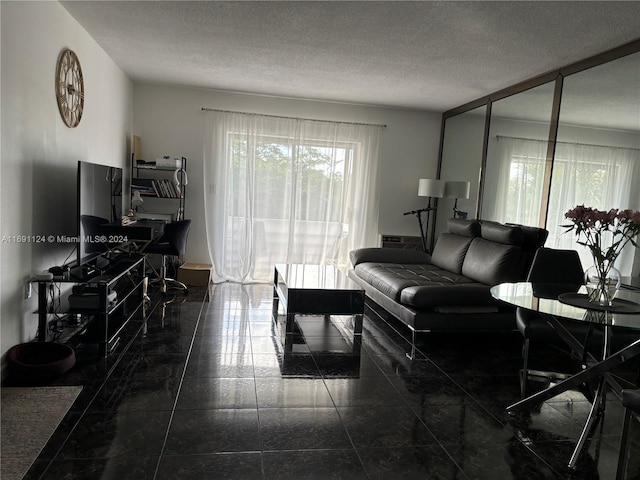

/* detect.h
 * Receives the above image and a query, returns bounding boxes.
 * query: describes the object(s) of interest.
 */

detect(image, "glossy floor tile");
[6,282,640,480]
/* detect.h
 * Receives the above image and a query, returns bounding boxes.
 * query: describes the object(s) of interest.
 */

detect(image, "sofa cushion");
[400,282,496,308]
[509,223,549,252]
[480,222,524,245]
[349,248,430,268]
[462,238,523,285]
[430,233,474,274]
[448,218,481,237]
[354,262,463,302]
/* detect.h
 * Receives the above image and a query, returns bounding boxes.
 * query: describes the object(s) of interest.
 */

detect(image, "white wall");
[133,85,441,262]
[0,1,133,375]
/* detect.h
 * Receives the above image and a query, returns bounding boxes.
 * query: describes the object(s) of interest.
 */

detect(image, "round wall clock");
[55,49,84,128]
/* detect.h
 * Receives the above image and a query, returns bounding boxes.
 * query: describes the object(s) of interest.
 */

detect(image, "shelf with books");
[131,178,183,199]
[131,155,186,221]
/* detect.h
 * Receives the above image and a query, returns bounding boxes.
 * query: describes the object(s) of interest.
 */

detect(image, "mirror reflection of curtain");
[203,111,382,283]
[484,136,547,226]
[486,135,639,275]
[547,142,640,274]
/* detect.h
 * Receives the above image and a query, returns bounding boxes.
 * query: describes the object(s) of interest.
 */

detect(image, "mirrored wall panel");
[436,40,640,274]
[435,105,486,240]
[548,52,640,275]
[481,81,555,225]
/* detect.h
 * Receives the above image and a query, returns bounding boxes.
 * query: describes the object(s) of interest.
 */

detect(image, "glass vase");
[584,262,621,307]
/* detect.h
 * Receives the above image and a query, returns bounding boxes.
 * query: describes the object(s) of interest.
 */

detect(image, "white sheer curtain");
[484,136,547,225]
[203,110,382,283]
[486,135,640,275]
[547,142,640,274]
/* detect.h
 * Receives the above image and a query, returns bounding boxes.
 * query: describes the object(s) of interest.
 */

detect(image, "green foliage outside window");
[229,135,348,222]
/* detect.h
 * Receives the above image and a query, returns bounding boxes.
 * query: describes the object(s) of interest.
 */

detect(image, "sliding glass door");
[204,111,383,283]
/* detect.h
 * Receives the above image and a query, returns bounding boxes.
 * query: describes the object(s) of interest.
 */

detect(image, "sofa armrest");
[349,247,431,267]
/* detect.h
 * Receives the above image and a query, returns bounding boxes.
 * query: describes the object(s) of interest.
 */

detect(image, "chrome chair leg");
[521,338,530,398]
[148,254,188,295]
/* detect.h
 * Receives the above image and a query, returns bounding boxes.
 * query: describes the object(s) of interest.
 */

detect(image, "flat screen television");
[77,161,123,265]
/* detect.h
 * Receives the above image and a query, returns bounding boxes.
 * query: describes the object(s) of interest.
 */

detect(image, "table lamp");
[444,181,470,219]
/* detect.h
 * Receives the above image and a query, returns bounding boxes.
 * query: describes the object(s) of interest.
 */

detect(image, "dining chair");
[516,247,585,396]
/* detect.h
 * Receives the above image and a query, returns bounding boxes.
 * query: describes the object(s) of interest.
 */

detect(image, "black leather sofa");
[348,219,548,340]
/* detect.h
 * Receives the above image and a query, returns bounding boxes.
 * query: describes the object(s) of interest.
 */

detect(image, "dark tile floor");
[11,282,640,479]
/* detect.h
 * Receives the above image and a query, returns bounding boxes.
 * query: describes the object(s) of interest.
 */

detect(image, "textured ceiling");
[486,51,640,131]
[62,1,640,115]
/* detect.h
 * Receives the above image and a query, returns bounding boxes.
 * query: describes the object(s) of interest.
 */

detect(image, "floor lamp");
[403,178,444,252]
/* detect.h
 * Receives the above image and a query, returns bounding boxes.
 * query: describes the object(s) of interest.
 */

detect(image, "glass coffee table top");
[274,264,361,291]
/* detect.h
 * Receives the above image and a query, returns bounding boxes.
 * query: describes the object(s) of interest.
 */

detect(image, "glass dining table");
[491,281,640,470]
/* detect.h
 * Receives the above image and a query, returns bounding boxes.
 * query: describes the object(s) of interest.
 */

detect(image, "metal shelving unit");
[131,156,187,221]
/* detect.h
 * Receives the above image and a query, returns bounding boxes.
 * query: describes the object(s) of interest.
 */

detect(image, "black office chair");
[617,389,640,479]
[517,247,586,396]
[144,219,191,294]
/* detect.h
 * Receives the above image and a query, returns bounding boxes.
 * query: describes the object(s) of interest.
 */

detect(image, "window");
[204,111,382,283]
[504,153,547,226]
[484,136,547,226]
[228,133,352,223]
[547,142,638,272]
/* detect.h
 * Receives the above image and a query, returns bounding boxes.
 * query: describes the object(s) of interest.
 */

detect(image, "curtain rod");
[496,135,640,152]
[201,107,386,128]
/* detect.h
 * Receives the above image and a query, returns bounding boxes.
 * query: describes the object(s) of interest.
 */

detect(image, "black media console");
[35,252,146,357]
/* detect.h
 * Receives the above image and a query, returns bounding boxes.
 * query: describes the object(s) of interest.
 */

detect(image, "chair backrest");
[160,219,191,256]
[517,248,586,341]
[527,247,584,284]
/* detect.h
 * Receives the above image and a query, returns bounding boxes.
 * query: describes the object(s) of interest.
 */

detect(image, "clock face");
[55,49,84,128]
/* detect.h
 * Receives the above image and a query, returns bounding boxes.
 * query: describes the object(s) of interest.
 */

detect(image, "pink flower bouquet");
[564,205,640,304]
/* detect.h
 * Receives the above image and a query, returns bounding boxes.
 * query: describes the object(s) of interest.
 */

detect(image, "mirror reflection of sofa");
[348,219,548,342]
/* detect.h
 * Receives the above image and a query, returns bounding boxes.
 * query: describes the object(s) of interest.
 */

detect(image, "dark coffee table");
[272,264,365,338]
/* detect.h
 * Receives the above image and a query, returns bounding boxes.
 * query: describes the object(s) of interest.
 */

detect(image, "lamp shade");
[444,181,470,199]
[418,178,445,198]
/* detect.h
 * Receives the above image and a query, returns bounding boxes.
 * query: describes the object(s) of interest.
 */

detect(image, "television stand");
[35,253,146,357]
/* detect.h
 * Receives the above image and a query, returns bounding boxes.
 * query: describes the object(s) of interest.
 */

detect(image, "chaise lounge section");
[348,219,548,340]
